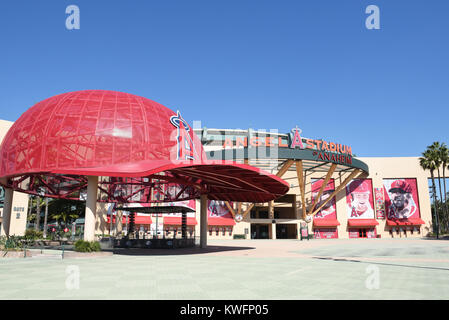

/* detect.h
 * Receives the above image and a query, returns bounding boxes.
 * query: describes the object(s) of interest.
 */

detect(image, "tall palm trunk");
[27,195,33,229]
[35,196,41,231]
[443,166,448,233]
[437,168,444,234]
[443,163,449,232]
[430,170,440,238]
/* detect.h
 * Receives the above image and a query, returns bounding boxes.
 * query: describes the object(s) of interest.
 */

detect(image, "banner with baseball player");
[383,179,420,220]
[345,179,375,219]
[311,178,337,220]
[208,200,235,224]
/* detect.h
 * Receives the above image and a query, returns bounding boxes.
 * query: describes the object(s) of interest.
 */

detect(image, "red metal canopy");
[386,218,425,226]
[347,219,379,227]
[0,90,289,203]
[312,219,340,227]
[208,217,236,226]
[163,217,198,226]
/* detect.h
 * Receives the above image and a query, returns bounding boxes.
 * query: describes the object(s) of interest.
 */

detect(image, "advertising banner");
[383,178,420,220]
[208,200,233,219]
[208,200,236,226]
[314,228,338,239]
[311,179,336,220]
[374,187,386,219]
[345,179,375,219]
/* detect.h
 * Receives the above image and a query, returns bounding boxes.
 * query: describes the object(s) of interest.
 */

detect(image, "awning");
[386,218,425,226]
[348,219,379,227]
[208,217,236,226]
[163,217,197,226]
[107,215,153,224]
[313,219,340,227]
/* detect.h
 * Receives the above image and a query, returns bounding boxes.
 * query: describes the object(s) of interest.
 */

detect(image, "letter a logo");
[170,110,197,161]
[290,126,304,149]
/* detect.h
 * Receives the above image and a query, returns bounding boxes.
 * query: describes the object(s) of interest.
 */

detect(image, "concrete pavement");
[0,238,448,300]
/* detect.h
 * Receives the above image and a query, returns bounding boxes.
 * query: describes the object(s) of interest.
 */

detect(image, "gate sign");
[374,187,385,219]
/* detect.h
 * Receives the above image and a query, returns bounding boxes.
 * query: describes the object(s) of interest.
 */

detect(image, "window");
[222,228,226,236]
[358,229,367,238]
[215,228,219,236]
[209,228,212,236]
[259,211,268,219]
[228,228,233,236]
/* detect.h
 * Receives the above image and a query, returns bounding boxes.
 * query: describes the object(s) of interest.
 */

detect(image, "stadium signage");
[222,126,352,156]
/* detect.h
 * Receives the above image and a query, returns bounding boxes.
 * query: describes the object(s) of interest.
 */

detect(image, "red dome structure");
[0,90,289,203]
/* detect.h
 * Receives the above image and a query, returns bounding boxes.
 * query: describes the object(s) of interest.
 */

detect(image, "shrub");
[0,236,24,251]
[74,240,101,252]
[24,229,43,240]
[233,234,246,239]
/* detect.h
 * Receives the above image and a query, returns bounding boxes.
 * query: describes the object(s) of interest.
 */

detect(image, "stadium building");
[0,92,435,241]
[190,128,433,239]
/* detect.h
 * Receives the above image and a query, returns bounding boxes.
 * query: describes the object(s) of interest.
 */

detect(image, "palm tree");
[429,143,445,215]
[429,142,449,233]
[51,211,79,226]
[420,149,440,238]
[439,143,449,231]
[33,196,46,231]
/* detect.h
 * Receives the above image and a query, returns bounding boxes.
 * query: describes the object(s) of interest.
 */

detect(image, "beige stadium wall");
[238,156,433,239]
[0,120,29,236]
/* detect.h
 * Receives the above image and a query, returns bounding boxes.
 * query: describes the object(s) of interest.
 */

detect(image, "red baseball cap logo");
[389,179,412,193]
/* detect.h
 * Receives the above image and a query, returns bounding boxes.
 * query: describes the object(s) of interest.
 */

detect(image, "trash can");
[300,222,309,241]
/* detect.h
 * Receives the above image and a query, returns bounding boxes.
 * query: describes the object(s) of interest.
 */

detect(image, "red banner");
[383,179,420,220]
[208,200,236,226]
[311,179,337,220]
[314,228,338,239]
[345,179,375,219]
[374,187,386,219]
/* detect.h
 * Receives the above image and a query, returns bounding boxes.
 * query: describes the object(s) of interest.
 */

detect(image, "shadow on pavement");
[110,245,256,256]
[312,256,449,271]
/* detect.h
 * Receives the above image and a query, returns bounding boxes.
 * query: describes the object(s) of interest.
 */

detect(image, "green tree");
[48,198,83,227]
[29,196,46,231]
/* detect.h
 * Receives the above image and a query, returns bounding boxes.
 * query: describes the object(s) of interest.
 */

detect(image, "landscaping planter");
[1,250,26,258]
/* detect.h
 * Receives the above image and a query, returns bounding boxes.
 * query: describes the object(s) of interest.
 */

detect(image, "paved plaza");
[1,238,448,300]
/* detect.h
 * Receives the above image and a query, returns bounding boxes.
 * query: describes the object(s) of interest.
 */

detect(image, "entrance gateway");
[194,127,388,239]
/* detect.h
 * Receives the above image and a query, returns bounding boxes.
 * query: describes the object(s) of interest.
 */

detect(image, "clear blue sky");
[0,0,448,157]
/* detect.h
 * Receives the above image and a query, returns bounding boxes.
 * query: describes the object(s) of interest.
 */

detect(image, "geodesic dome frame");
[0,90,289,204]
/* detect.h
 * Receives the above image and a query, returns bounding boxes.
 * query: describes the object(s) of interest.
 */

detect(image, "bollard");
[62,243,65,259]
